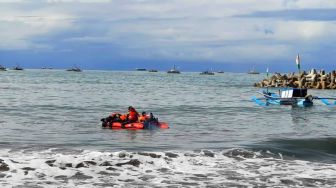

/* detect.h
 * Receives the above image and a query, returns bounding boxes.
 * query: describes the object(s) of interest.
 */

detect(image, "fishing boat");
[13,65,24,70]
[67,66,82,72]
[167,65,180,74]
[0,65,6,71]
[200,70,215,75]
[252,54,336,107]
[41,67,53,69]
[252,88,336,107]
[248,67,259,74]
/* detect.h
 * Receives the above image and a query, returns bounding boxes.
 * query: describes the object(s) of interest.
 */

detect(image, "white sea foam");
[0,149,335,187]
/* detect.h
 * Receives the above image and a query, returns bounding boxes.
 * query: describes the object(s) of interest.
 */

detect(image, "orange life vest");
[128,110,139,121]
[138,116,146,122]
[139,114,150,122]
[120,114,127,121]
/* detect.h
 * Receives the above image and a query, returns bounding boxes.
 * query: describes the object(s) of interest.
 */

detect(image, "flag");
[296,53,301,70]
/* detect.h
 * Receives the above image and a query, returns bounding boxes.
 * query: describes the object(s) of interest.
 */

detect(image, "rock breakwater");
[254,69,336,89]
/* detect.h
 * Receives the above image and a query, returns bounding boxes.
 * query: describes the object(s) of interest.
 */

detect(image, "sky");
[0,0,336,72]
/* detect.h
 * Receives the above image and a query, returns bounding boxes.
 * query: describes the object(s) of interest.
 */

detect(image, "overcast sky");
[0,0,336,72]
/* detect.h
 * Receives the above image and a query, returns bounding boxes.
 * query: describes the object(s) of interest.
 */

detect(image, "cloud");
[0,0,24,2]
[240,9,336,21]
[1,0,336,70]
[46,0,111,2]
[0,3,74,50]
[282,0,336,9]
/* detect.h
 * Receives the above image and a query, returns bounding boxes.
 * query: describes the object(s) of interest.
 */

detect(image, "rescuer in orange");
[138,111,150,122]
[127,106,139,122]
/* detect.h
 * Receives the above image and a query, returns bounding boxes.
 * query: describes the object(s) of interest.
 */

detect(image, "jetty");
[254,69,336,89]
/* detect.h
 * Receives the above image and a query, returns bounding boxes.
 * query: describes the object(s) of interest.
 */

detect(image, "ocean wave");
[0,148,335,187]
[250,137,336,163]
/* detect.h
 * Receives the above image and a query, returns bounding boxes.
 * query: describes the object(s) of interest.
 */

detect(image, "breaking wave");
[0,148,335,187]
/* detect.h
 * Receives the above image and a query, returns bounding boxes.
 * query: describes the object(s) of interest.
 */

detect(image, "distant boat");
[167,65,180,74]
[13,65,24,70]
[67,66,82,72]
[148,69,158,72]
[41,67,53,70]
[136,68,147,71]
[248,67,259,74]
[217,71,224,73]
[0,65,6,71]
[200,70,215,75]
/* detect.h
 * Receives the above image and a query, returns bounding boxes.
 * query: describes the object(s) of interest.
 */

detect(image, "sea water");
[0,70,335,187]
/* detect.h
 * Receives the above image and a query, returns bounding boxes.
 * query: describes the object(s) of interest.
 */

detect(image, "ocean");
[0,70,335,187]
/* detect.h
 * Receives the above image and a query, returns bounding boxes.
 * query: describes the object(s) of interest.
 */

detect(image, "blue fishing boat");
[252,88,336,107]
[253,55,336,107]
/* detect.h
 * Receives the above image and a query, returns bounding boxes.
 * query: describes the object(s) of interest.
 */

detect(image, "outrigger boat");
[252,54,336,107]
[252,88,336,107]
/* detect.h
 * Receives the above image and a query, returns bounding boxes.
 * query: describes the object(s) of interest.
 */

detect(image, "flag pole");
[266,67,269,93]
[296,53,301,75]
[296,53,302,90]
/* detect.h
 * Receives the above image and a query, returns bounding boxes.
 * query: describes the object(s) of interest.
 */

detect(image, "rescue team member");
[101,112,121,127]
[127,106,139,122]
[138,111,150,122]
[121,106,139,128]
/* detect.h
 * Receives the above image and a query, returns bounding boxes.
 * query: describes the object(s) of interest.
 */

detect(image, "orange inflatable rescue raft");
[101,111,169,130]
[109,121,169,130]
